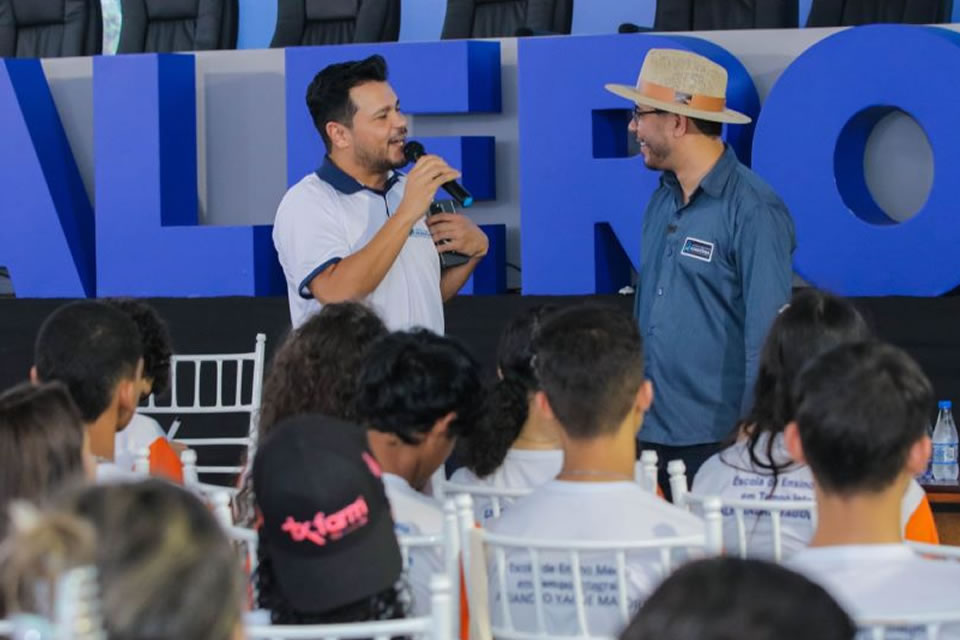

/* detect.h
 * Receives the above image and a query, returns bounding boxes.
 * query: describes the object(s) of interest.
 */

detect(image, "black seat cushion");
[807,0,950,26]
[271,0,399,47]
[654,0,798,31]
[0,0,102,58]
[441,0,573,39]
[117,0,238,53]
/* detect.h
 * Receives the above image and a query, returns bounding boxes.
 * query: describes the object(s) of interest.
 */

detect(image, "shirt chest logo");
[680,237,715,263]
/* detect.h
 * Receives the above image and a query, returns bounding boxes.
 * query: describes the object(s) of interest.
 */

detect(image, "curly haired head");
[105,298,173,398]
[258,303,387,438]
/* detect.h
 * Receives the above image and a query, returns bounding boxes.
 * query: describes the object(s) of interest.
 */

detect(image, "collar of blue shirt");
[315,155,402,196]
[662,144,739,199]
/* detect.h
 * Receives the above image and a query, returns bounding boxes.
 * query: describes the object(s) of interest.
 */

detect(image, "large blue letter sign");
[94,54,284,297]
[0,59,95,297]
[518,34,759,294]
[753,25,960,296]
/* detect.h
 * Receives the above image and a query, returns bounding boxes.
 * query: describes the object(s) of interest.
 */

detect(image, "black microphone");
[403,141,474,208]
[667,224,678,234]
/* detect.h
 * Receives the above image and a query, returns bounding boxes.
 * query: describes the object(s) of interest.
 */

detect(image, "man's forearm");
[310,212,418,303]
[440,256,483,302]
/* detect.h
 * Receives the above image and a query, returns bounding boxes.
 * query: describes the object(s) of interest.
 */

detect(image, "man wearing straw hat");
[606,49,795,494]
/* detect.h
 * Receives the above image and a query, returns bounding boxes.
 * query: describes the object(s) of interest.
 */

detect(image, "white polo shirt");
[381,472,445,616]
[273,158,444,332]
[789,545,960,638]
[487,480,705,637]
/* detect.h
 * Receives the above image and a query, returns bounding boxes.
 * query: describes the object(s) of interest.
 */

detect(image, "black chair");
[0,0,102,58]
[270,0,400,47]
[116,0,238,53]
[652,0,799,31]
[806,0,952,26]
[441,0,573,39]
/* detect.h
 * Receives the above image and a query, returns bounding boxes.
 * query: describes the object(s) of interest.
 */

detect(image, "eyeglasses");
[632,106,666,122]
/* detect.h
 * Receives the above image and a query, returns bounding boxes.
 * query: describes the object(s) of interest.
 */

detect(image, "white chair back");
[443,481,534,521]
[246,574,453,640]
[858,612,960,640]
[395,499,461,637]
[211,491,259,577]
[456,494,721,640]
[639,449,659,494]
[139,333,266,477]
[668,459,815,562]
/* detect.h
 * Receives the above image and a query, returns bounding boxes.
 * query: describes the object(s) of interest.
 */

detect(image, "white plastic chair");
[668,459,816,562]
[139,333,266,477]
[858,612,960,639]
[456,493,722,640]
[246,573,452,640]
[211,490,260,578]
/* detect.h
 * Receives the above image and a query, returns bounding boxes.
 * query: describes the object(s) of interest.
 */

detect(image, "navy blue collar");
[315,156,401,196]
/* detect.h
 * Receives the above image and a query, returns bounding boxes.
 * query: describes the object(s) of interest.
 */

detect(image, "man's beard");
[640,139,670,170]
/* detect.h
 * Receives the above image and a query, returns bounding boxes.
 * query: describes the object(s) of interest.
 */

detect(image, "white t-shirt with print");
[114,413,167,472]
[790,545,960,638]
[273,166,443,332]
[449,449,564,524]
[381,472,446,616]
[692,433,926,558]
[486,480,705,637]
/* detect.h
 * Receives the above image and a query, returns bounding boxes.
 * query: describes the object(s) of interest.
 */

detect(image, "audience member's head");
[259,302,387,438]
[0,382,93,537]
[620,557,855,640]
[356,329,483,490]
[32,301,143,460]
[739,288,871,477]
[787,341,932,499]
[461,305,559,478]
[0,480,245,640]
[105,298,173,399]
[253,414,405,624]
[533,305,651,442]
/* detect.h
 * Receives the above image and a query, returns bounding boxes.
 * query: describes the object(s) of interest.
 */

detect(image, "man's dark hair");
[621,557,855,640]
[533,304,645,439]
[792,341,933,495]
[306,54,388,151]
[105,299,173,398]
[34,301,142,423]
[354,330,483,444]
[688,116,723,138]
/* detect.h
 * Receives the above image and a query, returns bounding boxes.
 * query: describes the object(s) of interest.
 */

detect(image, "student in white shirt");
[786,341,960,634]
[620,557,855,640]
[106,299,182,472]
[489,306,704,638]
[273,54,488,331]
[356,329,484,615]
[449,305,565,522]
[31,301,144,482]
[692,289,938,556]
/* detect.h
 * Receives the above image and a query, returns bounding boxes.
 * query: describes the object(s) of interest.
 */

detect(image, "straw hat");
[605,49,751,125]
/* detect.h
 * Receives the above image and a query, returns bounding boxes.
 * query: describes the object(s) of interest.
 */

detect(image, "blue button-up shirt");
[635,145,795,446]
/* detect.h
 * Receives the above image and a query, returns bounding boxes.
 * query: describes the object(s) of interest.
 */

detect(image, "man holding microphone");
[274,54,489,332]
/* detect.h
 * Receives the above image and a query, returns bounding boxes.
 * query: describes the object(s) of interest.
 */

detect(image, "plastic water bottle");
[932,401,959,482]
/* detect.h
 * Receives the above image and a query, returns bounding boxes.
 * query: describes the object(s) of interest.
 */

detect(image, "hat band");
[638,81,726,113]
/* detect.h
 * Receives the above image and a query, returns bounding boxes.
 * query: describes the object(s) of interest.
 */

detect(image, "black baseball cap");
[252,414,402,613]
